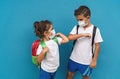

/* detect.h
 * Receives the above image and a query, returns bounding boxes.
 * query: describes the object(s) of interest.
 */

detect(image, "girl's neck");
[42,37,50,41]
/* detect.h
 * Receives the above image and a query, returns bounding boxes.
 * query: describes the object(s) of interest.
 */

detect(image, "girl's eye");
[51,28,53,30]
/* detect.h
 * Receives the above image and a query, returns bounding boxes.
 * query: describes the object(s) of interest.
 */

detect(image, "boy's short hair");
[74,5,91,17]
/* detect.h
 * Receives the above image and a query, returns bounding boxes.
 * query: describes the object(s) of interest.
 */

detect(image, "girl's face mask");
[49,29,56,39]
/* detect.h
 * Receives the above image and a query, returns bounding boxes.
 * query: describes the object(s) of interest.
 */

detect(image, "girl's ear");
[43,31,47,36]
[44,31,49,36]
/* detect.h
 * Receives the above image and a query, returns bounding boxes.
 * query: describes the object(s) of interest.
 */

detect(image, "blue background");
[0,0,120,79]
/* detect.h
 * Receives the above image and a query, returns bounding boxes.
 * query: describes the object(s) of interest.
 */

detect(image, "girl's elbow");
[61,39,69,44]
[68,36,74,40]
[37,56,42,63]
[37,57,40,63]
[65,38,69,43]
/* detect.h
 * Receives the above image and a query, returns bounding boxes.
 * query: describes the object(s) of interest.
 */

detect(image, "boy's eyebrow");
[77,19,83,21]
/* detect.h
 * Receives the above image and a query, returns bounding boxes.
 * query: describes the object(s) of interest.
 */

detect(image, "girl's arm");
[56,33,69,44]
[37,47,49,64]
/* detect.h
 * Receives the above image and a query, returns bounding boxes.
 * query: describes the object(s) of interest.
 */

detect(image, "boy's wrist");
[79,34,84,37]
[92,58,97,62]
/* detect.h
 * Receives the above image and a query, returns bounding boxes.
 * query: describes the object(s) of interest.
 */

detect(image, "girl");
[34,20,69,79]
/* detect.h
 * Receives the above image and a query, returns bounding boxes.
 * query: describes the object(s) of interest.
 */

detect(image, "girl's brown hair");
[34,20,52,38]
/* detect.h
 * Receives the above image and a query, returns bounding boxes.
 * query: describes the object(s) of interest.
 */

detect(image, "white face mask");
[78,21,87,27]
[49,29,56,38]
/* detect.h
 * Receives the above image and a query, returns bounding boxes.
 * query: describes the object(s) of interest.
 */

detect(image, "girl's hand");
[43,47,49,53]
[55,33,62,37]
[37,47,49,64]
[56,32,69,44]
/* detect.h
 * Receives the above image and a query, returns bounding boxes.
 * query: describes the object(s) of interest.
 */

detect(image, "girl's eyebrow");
[51,28,53,30]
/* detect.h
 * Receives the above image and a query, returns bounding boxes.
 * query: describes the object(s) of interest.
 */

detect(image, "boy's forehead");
[76,15,85,19]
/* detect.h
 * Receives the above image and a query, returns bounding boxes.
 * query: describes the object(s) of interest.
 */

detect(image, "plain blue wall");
[0,0,120,79]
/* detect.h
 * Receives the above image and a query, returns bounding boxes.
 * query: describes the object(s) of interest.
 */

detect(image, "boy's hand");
[90,59,97,68]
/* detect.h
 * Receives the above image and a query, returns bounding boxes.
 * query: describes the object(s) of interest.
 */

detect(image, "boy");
[67,6,103,79]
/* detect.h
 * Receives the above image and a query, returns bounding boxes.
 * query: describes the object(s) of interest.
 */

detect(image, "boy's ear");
[87,16,90,19]
[86,16,90,19]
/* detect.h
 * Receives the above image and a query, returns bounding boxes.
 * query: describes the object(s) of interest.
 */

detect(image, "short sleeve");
[94,28,103,43]
[56,37,62,45]
[36,45,42,55]
[70,25,77,34]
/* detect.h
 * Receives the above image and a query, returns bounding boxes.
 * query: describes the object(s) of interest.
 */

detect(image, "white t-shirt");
[70,24,103,65]
[36,37,62,72]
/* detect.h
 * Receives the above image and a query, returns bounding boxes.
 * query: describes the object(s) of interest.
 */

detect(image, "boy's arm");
[90,43,100,68]
[56,33,69,44]
[68,33,91,40]
[37,47,49,64]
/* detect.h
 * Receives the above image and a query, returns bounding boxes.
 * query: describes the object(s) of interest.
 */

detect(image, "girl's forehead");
[50,24,53,27]
[49,25,53,30]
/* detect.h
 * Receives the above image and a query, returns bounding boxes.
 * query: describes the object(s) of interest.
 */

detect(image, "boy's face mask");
[78,20,88,27]
[49,29,56,38]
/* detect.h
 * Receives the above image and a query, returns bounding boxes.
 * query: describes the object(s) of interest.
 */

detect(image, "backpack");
[72,25,97,57]
[31,37,58,66]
